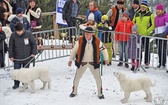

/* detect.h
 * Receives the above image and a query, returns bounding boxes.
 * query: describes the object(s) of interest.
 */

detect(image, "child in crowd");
[98,15,112,65]
[115,11,134,68]
[79,13,97,30]
[128,24,141,71]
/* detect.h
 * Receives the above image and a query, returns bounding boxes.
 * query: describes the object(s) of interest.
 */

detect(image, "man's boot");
[12,80,20,89]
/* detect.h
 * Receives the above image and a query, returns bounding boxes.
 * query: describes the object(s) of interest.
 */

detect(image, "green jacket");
[133,8,154,36]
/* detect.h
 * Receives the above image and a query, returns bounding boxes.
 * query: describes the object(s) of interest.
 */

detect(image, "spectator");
[11,0,28,14]
[128,24,141,71]
[26,0,42,30]
[154,3,168,70]
[86,1,102,24]
[0,0,12,26]
[10,7,31,32]
[25,0,42,45]
[68,27,109,99]
[128,0,140,20]
[79,13,97,30]
[62,0,80,42]
[9,22,37,89]
[106,0,126,30]
[0,22,7,68]
[115,11,134,68]
[106,0,126,57]
[98,15,112,65]
[133,0,154,68]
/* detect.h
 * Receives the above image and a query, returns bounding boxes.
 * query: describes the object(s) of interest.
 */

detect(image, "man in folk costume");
[68,27,109,99]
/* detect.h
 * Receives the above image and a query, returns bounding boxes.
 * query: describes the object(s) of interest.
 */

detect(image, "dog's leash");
[13,56,35,68]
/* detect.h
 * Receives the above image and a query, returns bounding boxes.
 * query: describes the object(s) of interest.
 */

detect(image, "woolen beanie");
[132,24,138,33]
[88,13,95,21]
[122,10,130,18]
[140,0,148,8]
[16,7,23,14]
[101,15,108,21]
[117,0,124,4]
[156,3,164,11]
[132,0,139,5]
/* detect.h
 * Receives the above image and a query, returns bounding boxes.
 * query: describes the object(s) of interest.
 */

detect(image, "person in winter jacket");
[10,7,31,32]
[154,3,168,70]
[0,22,7,68]
[128,24,141,71]
[62,0,80,43]
[115,11,134,68]
[133,0,154,68]
[128,0,140,20]
[98,15,112,65]
[86,1,102,24]
[9,22,37,89]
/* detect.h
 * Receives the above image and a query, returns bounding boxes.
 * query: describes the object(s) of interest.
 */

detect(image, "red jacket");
[115,19,134,41]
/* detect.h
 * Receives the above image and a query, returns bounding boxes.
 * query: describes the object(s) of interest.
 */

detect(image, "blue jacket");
[86,10,102,24]
[10,17,31,32]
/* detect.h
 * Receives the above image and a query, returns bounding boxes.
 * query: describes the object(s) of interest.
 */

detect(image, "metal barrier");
[1,27,78,69]
[95,29,168,72]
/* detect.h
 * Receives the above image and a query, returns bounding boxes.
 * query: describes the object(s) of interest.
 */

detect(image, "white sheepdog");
[114,72,156,103]
[11,66,51,93]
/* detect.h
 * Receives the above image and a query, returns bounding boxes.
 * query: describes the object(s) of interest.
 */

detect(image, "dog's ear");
[118,72,124,81]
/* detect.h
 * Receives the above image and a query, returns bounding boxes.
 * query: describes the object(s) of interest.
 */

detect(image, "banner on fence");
[56,0,67,26]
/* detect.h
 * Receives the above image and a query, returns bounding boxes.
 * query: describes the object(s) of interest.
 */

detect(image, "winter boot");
[12,80,20,89]
[117,62,123,66]
[125,63,129,68]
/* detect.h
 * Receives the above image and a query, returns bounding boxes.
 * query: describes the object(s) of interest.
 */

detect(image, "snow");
[0,57,168,105]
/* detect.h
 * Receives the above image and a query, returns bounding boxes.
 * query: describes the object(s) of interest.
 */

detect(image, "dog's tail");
[151,80,156,87]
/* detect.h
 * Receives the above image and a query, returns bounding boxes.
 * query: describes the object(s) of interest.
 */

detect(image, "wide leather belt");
[81,62,94,66]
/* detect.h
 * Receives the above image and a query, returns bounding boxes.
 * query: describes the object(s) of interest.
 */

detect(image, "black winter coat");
[9,30,37,63]
[0,31,6,64]
[62,0,80,22]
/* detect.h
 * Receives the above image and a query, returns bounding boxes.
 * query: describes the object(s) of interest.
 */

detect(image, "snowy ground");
[0,57,168,105]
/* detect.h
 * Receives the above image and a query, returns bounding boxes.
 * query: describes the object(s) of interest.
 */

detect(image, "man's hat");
[83,27,95,33]
[16,7,23,14]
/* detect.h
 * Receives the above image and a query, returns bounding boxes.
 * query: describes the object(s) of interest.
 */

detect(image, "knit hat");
[88,13,94,21]
[132,0,139,5]
[16,7,23,14]
[117,0,124,4]
[122,10,130,18]
[83,27,95,33]
[132,24,138,33]
[140,0,148,8]
[156,3,164,11]
[101,15,108,21]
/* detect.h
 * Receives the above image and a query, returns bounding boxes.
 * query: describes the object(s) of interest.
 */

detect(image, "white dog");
[114,72,156,103]
[11,67,51,93]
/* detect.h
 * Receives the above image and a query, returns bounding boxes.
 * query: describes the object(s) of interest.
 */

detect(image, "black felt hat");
[83,27,95,33]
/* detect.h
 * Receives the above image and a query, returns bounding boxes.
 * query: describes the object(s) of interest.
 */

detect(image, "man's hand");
[68,61,72,67]
[31,54,35,57]
[63,20,66,23]
[10,57,14,61]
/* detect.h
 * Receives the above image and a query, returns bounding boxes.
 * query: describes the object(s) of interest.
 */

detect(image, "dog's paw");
[145,99,152,102]
[121,100,128,103]
[30,91,35,94]
[40,87,45,90]
[19,89,24,92]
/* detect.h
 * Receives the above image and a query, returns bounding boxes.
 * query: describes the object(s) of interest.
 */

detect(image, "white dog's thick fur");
[114,72,156,103]
[11,67,51,93]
